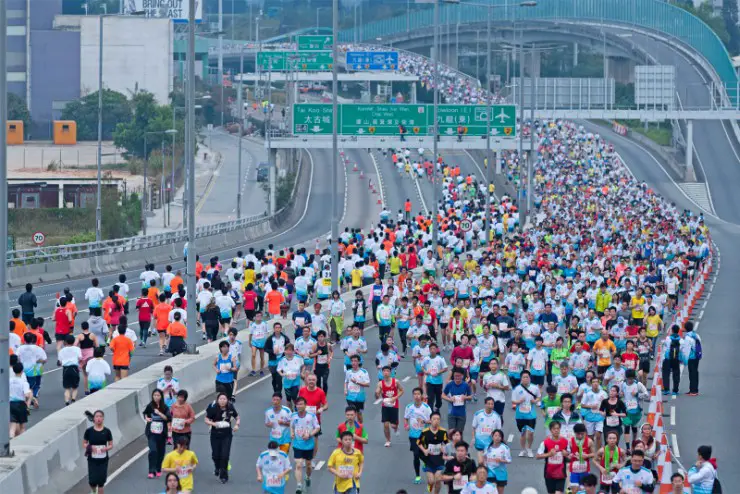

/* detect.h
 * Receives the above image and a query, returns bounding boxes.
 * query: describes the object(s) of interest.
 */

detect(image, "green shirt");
[540,395,562,426]
[550,347,570,365]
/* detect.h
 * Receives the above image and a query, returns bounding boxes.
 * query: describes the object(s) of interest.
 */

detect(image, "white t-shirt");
[9,375,30,401]
[58,346,82,367]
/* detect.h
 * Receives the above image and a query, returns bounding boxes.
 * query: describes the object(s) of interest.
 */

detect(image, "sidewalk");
[144,143,222,235]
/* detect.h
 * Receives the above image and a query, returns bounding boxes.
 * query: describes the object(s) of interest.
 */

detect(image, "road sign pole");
[186,0,197,338]
[485,3,492,246]
[526,43,536,229]
[0,2,10,458]
[516,33,524,232]
[237,46,244,219]
[330,0,339,292]
[431,0,439,257]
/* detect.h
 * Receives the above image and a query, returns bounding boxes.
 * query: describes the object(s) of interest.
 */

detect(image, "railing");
[338,0,739,106]
[7,213,271,266]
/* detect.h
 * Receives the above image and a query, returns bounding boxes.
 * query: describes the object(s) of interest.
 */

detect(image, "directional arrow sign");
[293,104,334,134]
[297,35,334,51]
[436,104,517,137]
[346,51,399,71]
[257,51,333,71]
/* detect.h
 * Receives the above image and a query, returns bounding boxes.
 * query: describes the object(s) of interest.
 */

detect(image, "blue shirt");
[443,381,471,417]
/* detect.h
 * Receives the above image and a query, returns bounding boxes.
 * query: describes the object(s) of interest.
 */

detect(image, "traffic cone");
[353,163,358,172]
[659,448,674,493]
[360,170,365,179]
[377,198,382,205]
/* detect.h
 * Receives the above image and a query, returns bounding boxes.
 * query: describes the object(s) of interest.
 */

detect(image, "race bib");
[461,359,471,368]
[150,421,164,434]
[481,348,492,358]
[480,426,493,436]
[348,382,361,393]
[383,397,396,407]
[219,363,232,373]
[266,474,283,487]
[533,360,545,371]
[427,443,442,456]
[601,472,615,485]
[606,415,619,427]
[172,418,186,431]
[270,427,282,439]
[286,371,297,380]
[626,400,638,411]
[550,452,564,465]
[519,402,531,414]
[317,355,329,365]
[600,349,609,358]
[306,406,317,415]
[91,445,106,459]
[453,395,465,406]
[547,407,559,418]
[176,465,192,477]
[274,342,285,355]
[338,465,355,479]
[571,460,588,473]
[452,475,469,489]
[429,365,439,376]
[557,384,570,395]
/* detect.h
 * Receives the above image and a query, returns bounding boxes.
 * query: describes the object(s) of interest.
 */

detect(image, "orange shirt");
[154,303,172,330]
[265,290,284,315]
[11,318,25,339]
[110,334,134,367]
[167,321,187,338]
[195,261,204,279]
[170,276,183,293]
[103,298,114,324]
[24,329,44,348]
[148,287,160,306]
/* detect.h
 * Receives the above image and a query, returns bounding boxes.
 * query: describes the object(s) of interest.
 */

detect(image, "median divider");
[0,273,389,494]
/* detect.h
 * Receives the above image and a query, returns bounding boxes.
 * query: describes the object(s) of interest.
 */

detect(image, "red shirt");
[298,386,327,423]
[243,291,258,311]
[136,297,153,322]
[542,436,569,479]
[621,352,639,372]
[380,378,400,409]
[54,307,72,335]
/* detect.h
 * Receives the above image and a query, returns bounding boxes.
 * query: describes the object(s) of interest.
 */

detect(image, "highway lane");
[18,146,366,429]
[621,30,740,224]
[83,324,557,494]
[197,130,267,224]
[581,120,740,486]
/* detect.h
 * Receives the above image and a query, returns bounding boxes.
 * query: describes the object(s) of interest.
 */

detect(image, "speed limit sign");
[32,231,45,246]
[460,219,472,232]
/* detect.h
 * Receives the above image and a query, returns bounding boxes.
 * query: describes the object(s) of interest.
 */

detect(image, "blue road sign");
[345,51,399,71]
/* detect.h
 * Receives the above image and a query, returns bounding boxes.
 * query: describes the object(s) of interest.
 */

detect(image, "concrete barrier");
[0,278,390,494]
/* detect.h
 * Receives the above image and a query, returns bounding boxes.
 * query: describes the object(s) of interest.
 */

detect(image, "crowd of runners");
[7,49,720,494]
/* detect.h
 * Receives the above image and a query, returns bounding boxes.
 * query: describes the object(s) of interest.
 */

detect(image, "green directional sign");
[257,51,333,71]
[292,104,517,137]
[436,104,517,137]
[293,104,334,134]
[340,104,430,136]
[297,35,334,51]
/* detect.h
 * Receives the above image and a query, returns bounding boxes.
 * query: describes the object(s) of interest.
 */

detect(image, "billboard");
[635,65,675,110]
[123,0,203,23]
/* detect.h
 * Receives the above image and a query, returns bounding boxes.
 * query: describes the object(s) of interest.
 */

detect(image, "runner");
[375,365,404,447]
[298,374,328,459]
[83,410,113,494]
[471,397,503,464]
[511,370,540,458]
[461,465,497,494]
[9,362,32,438]
[249,311,269,376]
[204,392,240,484]
[442,440,477,494]
[289,396,320,493]
[265,393,293,454]
[344,355,371,423]
[313,330,333,393]
[161,437,198,493]
[404,387,433,484]
[256,441,292,494]
[535,421,569,494]
[328,430,364,494]
[418,412,449,494]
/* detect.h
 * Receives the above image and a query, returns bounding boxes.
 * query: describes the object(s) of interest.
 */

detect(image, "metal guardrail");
[7,213,272,266]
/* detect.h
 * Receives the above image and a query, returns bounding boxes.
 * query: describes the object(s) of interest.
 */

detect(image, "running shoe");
[414,476,422,484]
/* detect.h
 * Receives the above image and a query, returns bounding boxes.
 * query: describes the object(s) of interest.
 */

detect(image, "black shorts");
[545,478,566,493]
[285,386,299,402]
[9,401,28,424]
[245,309,256,321]
[62,365,80,389]
[487,477,508,487]
[220,317,232,325]
[515,418,536,433]
[597,365,610,375]
[480,360,491,373]
[531,374,545,386]
[87,459,109,488]
[639,359,651,373]
[381,407,399,424]
[55,333,68,342]
[347,400,364,412]
[294,448,314,461]
[139,320,150,332]
[113,365,129,371]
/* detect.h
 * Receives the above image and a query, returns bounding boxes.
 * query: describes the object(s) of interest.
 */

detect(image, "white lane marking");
[670,406,676,426]
[314,460,325,471]
[671,393,677,400]
[339,148,349,225]
[699,310,704,319]
[507,433,514,443]
[413,175,429,215]
[672,434,681,458]
[367,151,387,209]
[402,376,412,382]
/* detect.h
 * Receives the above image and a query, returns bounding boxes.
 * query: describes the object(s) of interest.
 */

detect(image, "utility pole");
[431,0,440,256]
[237,46,244,219]
[484,4,492,244]
[218,0,224,127]
[330,0,340,291]
[96,14,104,242]
[527,43,535,228]
[0,1,10,458]
[186,0,197,337]
[516,31,524,230]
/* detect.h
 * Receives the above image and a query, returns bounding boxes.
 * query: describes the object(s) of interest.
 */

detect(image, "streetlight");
[95,7,144,242]
[316,6,326,32]
[186,0,197,342]
[0,4,10,458]
[143,129,177,235]
[331,0,339,291]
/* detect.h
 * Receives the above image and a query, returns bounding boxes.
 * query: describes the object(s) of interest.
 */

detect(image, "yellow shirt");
[645,314,662,338]
[351,269,363,287]
[463,260,478,273]
[389,257,401,275]
[630,296,646,319]
[593,339,616,367]
[243,268,256,286]
[162,449,198,491]
[328,447,364,492]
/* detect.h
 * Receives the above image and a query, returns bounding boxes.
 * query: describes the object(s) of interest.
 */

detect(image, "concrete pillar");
[446,50,459,70]
[524,50,541,78]
[58,183,64,208]
[269,148,278,215]
[606,57,635,85]
[573,43,579,67]
[411,82,417,103]
[685,120,696,182]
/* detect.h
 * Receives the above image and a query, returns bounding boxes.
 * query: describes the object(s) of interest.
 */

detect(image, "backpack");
[712,476,722,493]
[691,334,703,361]
[669,338,681,361]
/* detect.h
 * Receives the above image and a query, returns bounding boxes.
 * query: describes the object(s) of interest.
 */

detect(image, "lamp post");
[316,6,325,32]
[186,0,197,336]
[331,0,339,291]
[0,2,10,458]
[237,46,245,219]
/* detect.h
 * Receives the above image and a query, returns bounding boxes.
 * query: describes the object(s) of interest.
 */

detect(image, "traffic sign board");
[436,104,517,137]
[297,35,333,51]
[292,103,517,137]
[32,231,45,245]
[257,51,333,71]
[460,219,473,232]
[346,51,399,71]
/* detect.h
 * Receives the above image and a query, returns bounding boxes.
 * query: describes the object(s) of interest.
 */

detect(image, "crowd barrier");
[647,249,713,493]
[0,274,392,494]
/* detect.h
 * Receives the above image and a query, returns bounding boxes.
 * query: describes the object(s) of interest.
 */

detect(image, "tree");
[60,89,132,140]
[722,0,740,55]
[674,1,730,47]
[113,91,187,159]
[7,93,31,132]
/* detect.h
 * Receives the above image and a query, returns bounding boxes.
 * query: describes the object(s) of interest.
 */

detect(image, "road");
[17,146,377,430]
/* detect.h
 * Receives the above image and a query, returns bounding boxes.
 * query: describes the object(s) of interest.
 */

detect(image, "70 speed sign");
[459,219,473,232]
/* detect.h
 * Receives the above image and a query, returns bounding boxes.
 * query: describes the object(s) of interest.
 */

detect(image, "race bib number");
[150,421,164,434]
[601,472,615,485]
[461,359,471,368]
[547,407,559,418]
[571,460,588,473]
[427,443,442,456]
[171,418,186,431]
[452,475,469,489]
[481,348,492,358]
[453,395,465,406]
[176,465,192,477]
[550,452,564,465]
[274,342,285,355]
[519,402,531,414]
[480,426,493,436]
[266,474,283,487]
[348,382,361,393]
[91,445,106,459]
[606,415,619,427]
[557,384,570,394]
[429,365,439,376]
[317,355,329,365]
[338,465,355,479]
[626,400,638,410]
[286,371,297,380]
[270,427,282,439]
[600,349,610,358]
[383,397,396,407]
[219,363,232,373]
[306,406,317,415]
[533,360,545,371]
